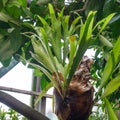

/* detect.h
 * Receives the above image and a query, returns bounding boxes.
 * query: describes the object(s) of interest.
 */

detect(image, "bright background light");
[0,62,33,109]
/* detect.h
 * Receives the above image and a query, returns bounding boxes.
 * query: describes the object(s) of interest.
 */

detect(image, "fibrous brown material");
[54,56,94,120]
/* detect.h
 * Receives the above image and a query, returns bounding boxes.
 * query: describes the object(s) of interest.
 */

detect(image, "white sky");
[0,62,33,109]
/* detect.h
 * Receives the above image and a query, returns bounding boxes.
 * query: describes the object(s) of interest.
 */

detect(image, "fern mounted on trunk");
[23,4,114,120]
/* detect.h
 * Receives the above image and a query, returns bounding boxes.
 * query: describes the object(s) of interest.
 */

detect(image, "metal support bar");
[41,97,46,115]
[0,86,52,98]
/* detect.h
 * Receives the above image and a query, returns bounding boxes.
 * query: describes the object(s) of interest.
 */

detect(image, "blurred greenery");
[0,106,28,120]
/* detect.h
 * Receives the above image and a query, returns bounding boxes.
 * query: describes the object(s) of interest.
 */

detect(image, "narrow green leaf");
[69,16,81,34]
[93,13,115,35]
[29,62,62,97]
[79,11,96,44]
[18,0,27,7]
[79,22,84,43]
[6,0,21,7]
[58,7,64,19]
[99,13,115,34]
[102,74,120,98]
[40,74,50,90]
[31,36,56,72]
[99,37,120,90]
[69,35,77,63]
[48,4,62,63]
[62,16,69,37]
[48,3,55,15]
[65,35,77,78]
[104,98,118,120]
[93,18,105,32]
[34,27,48,52]
[39,27,48,49]
[39,29,58,70]
[33,68,43,77]
[29,62,58,89]
[109,14,120,24]
[62,16,70,64]
[48,3,57,30]
[84,11,96,41]
[67,11,96,86]
[34,15,63,73]
[34,82,53,106]
[37,16,49,26]
[99,35,113,48]
[53,57,65,78]
[31,52,54,73]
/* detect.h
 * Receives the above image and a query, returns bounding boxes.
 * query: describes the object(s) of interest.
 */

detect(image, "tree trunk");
[54,56,94,120]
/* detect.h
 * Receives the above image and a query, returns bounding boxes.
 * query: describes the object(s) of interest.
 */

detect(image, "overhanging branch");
[0,91,49,120]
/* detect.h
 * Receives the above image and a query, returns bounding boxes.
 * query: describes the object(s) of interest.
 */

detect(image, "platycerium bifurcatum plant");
[24,4,115,120]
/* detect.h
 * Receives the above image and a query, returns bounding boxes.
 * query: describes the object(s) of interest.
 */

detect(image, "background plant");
[0,106,27,120]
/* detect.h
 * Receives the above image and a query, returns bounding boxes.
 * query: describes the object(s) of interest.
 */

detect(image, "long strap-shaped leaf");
[34,82,53,106]
[31,35,56,73]
[67,11,96,86]
[104,98,118,120]
[99,37,120,91]
[48,4,62,63]
[93,13,115,35]
[29,62,62,96]
[102,73,120,98]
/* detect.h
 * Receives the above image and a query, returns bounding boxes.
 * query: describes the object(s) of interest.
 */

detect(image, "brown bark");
[54,56,94,120]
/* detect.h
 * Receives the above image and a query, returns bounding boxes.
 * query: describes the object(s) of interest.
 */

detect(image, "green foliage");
[40,74,51,90]
[99,35,113,48]
[103,0,119,17]
[67,11,96,85]
[89,111,107,120]
[34,82,53,106]
[104,98,118,120]
[102,73,120,98]
[99,37,120,91]
[0,107,27,120]
[25,4,117,111]
[0,0,27,66]
[28,5,96,98]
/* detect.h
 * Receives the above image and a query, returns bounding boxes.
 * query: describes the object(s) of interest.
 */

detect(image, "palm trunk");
[54,56,94,120]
